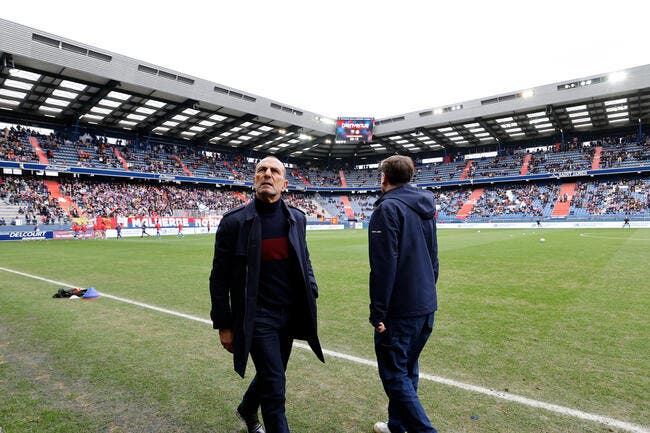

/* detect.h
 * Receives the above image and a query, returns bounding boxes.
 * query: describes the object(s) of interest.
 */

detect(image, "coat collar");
[242,197,296,223]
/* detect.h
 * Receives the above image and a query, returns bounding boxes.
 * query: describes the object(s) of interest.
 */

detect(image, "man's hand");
[219,328,234,353]
[376,322,386,333]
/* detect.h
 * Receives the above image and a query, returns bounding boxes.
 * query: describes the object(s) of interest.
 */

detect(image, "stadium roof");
[1,18,650,162]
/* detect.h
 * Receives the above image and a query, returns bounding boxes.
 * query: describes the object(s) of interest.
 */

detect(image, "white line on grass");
[1,266,648,433]
[579,233,650,241]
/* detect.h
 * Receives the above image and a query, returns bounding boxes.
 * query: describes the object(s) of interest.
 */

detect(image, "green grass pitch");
[1,228,648,432]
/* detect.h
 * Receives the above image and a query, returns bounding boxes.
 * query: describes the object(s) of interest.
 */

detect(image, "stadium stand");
[2,120,650,231]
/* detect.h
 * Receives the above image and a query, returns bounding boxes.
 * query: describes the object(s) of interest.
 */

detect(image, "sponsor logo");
[553,170,588,178]
[10,231,46,238]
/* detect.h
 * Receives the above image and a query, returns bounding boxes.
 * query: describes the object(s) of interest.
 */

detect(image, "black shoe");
[236,407,265,433]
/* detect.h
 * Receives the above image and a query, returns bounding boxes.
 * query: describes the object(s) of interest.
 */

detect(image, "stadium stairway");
[520,154,532,175]
[223,161,239,178]
[292,169,312,186]
[460,161,473,180]
[43,180,85,218]
[29,137,49,164]
[113,147,129,170]
[591,146,603,169]
[339,195,355,220]
[0,204,22,224]
[171,155,193,176]
[456,188,484,220]
[551,183,577,217]
[233,192,250,204]
[339,170,348,187]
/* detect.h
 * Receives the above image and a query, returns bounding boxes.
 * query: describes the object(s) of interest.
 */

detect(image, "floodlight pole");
[71,119,80,143]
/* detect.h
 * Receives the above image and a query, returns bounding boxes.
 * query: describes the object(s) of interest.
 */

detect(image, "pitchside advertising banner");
[118,216,220,229]
[0,230,54,241]
[0,217,223,241]
[107,216,222,238]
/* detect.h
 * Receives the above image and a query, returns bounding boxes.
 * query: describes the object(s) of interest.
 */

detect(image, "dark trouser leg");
[240,307,292,433]
[375,312,437,433]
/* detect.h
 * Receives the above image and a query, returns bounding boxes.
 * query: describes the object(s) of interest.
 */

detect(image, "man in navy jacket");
[210,156,324,433]
[369,155,439,433]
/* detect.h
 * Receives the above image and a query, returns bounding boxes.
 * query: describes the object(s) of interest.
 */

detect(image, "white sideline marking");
[1,266,648,433]
[579,232,650,241]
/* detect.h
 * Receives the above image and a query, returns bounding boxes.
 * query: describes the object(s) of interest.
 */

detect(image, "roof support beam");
[546,105,565,133]
[139,99,198,135]
[475,118,502,142]
[63,80,120,122]
[241,124,300,153]
[193,113,255,144]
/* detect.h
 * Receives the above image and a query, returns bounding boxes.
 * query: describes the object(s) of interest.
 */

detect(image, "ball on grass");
[539,237,546,243]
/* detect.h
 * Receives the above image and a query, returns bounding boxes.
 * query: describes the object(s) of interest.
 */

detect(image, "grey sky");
[3,0,649,119]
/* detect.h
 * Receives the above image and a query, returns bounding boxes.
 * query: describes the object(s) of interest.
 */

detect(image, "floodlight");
[9,69,40,81]
[210,114,227,122]
[0,89,27,99]
[45,97,70,107]
[108,91,130,100]
[4,79,33,90]
[608,71,626,83]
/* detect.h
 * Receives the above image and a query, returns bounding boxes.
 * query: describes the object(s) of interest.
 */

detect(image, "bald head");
[253,156,288,203]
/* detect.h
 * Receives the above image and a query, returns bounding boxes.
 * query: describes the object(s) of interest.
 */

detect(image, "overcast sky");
[4,0,650,119]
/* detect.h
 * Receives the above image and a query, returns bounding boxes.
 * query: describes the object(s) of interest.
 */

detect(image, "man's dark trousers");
[374,312,437,433]
[238,306,293,433]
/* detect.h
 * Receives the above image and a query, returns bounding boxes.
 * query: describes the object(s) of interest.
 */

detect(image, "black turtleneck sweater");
[255,198,298,308]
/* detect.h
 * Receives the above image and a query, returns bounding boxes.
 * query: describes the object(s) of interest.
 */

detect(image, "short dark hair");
[380,155,414,185]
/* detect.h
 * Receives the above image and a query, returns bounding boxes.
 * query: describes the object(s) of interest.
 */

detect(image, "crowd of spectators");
[0,174,68,224]
[283,192,328,219]
[296,167,342,187]
[599,141,650,169]
[465,183,558,220]
[3,122,650,188]
[2,172,648,226]
[0,125,41,163]
[56,178,248,218]
[431,189,471,219]
[572,178,649,215]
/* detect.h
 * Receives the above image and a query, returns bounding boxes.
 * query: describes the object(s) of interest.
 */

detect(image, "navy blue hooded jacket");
[368,184,439,327]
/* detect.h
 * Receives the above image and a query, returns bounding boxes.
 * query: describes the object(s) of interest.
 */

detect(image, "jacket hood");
[376,184,435,219]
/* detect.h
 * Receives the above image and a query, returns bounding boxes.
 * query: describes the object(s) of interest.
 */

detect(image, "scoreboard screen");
[335,117,374,144]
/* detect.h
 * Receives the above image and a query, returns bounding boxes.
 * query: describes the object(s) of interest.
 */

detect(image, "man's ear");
[380,173,389,188]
